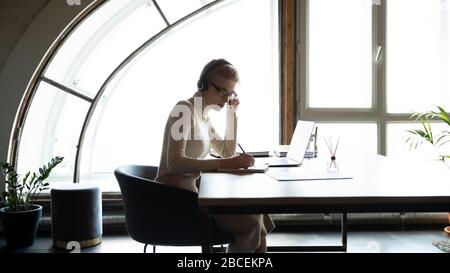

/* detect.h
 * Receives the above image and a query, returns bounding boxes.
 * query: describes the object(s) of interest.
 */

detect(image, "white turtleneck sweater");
[156,93,237,193]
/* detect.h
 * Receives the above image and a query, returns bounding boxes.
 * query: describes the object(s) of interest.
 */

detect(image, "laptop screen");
[286,120,315,164]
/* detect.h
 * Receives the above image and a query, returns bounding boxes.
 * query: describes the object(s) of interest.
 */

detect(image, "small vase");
[327,156,339,172]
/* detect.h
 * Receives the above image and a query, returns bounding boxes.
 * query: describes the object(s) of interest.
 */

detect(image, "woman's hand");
[219,154,254,169]
[228,96,240,111]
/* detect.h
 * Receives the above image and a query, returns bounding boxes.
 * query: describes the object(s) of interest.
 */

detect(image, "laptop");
[255,120,316,167]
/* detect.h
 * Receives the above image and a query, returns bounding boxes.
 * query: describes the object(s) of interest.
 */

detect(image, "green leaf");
[436,106,450,126]
[435,134,449,146]
[0,156,64,211]
[405,106,450,165]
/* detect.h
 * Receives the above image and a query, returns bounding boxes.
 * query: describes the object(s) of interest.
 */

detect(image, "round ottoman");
[51,183,102,249]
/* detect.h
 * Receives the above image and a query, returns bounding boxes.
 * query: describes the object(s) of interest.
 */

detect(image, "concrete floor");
[1,228,449,253]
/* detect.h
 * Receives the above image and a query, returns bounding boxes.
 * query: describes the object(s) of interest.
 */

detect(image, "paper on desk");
[236,151,271,157]
[217,163,269,173]
[266,168,352,181]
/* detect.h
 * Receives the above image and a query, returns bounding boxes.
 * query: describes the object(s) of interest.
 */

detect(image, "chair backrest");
[117,165,158,181]
[114,165,229,246]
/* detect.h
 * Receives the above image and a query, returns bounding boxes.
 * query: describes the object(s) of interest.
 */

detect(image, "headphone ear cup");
[197,80,207,92]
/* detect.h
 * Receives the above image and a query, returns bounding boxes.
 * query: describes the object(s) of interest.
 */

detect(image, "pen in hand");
[237,143,254,167]
[238,143,246,154]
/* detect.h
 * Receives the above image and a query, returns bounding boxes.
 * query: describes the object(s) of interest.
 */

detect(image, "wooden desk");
[198,151,450,251]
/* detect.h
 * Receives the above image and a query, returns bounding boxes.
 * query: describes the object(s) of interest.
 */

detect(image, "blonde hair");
[197,59,239,91]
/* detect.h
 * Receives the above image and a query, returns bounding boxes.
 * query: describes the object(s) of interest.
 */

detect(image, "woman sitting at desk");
[156,59,275,253]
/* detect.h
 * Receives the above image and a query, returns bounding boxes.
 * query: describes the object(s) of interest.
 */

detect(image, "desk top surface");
[198,151,450,210]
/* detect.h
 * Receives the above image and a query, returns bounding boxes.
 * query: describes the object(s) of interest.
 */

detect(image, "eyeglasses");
[210,82,237,99]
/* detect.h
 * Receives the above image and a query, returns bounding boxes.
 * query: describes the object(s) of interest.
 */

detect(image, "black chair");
[114,165,233,253]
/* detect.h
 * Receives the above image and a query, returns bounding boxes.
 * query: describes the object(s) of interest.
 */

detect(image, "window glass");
[315,123,378,155]
[387,0,450,113]
[308,0,372,108]
[387,123,450,160]
[17,82,90,183]
[156,0,214,24]
[45,0,165,97]
[79,0,279,191]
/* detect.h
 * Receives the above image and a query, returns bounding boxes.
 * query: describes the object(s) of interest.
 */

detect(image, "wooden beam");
[281,0,296,144]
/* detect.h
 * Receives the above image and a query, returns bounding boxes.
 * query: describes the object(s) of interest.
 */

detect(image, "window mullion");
[281,0,296,144]
[297,0,307,122]
[152,0,170,26]
[299,110,382,122]
[298,0,381,155]
[375,1,386,155]
[41,77,94,103]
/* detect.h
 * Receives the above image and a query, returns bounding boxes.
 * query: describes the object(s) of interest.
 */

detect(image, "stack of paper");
[217,163,269,173]
[274,145,289,157]
[304,151,318,158]
[237,151,271,157]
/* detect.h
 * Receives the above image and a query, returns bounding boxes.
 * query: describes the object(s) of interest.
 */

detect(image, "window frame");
[297,0,387,155]
[5,0,448,227]
[281,0,296,144]
[9,0,283,196]
[296,0,450,156]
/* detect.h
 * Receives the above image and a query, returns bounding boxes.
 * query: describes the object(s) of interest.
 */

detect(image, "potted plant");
[0,156,63,249]
[405,106,450,235]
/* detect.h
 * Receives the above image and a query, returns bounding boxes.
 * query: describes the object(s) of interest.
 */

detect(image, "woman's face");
[204,78,237,109]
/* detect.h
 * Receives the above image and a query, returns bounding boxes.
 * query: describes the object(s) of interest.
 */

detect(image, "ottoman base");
[54,236,102,249]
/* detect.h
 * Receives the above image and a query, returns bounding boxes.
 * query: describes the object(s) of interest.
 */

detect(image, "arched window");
[16,0,280,192]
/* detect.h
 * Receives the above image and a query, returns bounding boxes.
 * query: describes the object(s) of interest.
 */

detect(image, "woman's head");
[197,59,239,108]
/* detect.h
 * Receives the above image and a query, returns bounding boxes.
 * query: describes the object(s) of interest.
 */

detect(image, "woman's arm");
[165,102,221,174]
[165,101,251,173]
[209,106,238,158]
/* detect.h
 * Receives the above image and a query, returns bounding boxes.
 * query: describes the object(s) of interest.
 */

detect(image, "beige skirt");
[213,214,275,253]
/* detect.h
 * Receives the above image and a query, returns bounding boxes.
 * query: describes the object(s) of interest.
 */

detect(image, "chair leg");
[144,244,156,253]
[201,244,213,253]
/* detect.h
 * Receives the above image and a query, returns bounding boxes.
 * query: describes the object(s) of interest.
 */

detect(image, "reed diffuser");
[324,136,340,172]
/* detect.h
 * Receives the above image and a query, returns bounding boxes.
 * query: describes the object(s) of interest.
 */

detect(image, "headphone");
[197,59,232,92]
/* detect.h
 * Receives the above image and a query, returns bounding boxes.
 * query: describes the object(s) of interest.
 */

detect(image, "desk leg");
[201,215,214,253]
[205,215,225,253]
[341,213,347,251]
[267,213,348,252]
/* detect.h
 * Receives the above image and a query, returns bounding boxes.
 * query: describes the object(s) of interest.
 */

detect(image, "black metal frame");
[267,213,347,252]
[206,212,347,253]
[201,197,450,252]
[143,244,156,253]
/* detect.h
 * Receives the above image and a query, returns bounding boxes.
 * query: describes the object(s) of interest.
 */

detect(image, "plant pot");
[446,213,450,236]
[0,205,42,249]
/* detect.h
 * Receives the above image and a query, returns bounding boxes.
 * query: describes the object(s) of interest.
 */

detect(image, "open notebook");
[217,163,269,173]
[236,151,271,157]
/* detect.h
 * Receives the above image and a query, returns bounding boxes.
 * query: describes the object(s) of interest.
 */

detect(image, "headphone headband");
[197,59,232,92]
